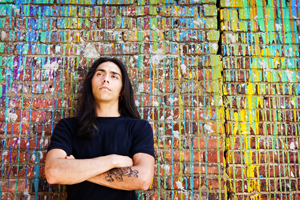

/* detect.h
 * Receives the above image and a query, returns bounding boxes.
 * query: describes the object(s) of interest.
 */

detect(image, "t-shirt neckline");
[96,115,125,121]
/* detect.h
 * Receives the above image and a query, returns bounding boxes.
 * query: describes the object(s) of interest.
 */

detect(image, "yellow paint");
[232,74,262,193]
[175,6,178,16]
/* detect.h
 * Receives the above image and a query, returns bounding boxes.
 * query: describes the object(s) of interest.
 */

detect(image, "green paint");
[239,8,250,19]
[40,32,47,43]
[207,30,220,41]
[0,43,3,53]
[206,18,217,29]
[204,5,217,17]
[150,18,158,30]
[115,15,121,28]
[136,31,143,42]
[211,55,220,67]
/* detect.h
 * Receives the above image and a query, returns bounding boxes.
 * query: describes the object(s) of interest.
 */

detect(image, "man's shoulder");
[121,116,151,131]
[60,117,77,122]
[122,116,149,125]
[56,117,78,128]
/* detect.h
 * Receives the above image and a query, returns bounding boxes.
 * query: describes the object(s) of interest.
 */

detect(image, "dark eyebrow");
[96,69,121,78]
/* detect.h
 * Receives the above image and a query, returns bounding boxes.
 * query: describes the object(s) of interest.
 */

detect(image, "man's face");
[91,61,123,103]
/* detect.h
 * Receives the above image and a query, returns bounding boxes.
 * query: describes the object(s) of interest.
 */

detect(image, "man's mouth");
[99,86,111,91]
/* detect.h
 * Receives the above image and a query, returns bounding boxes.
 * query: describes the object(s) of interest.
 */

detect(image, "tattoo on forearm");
[105,167,139,182]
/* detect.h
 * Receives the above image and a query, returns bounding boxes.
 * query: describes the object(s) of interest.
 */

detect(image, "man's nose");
[102,75,109,83]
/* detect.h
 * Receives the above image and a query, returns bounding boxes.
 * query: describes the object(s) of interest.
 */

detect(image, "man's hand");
[65,155,75,159]
[110,155,133,168]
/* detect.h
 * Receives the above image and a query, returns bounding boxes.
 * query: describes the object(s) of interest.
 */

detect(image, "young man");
[45,57,155,200]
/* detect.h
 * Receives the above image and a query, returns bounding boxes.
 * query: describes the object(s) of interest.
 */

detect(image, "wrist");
[108,154,118,168]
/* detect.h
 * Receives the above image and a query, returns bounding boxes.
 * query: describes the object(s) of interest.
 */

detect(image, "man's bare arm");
[45,149,133,185]
[86,153,155,191]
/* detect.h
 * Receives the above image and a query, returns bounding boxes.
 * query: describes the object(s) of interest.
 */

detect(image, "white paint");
[1,31,6,40]
[193,18,203,26]
[259,60,268,70]
[55,45,61,54]
[227,33,236,42]
[290,99,295,107]
[151,24,158,31]
[285,69,294,82]
[135,100,139,107]
[180,63,186,75]
[164,164,170,172]
[31,154,36,161]
[12,5,20,14]
[166,110,174,120]
[175,180,185,190]
[153,88,159,95]
[211,43,218,51]
[193,99,198,105]
[219,97,223,105]
[225,0,231,6]
[168,97,178,104]
[43,61,59,75]
[7,112,18,123]
[83,43,100,58]
[290,142,297,150]
[149,49,165,65]
[291,171,295,177]
[173,130,180,139]
[275,23,282,30]
[24,189,29,196]
[122,45,130,53]
[204,123,214,133]
[137,83,144,93]
[153,101,159,107]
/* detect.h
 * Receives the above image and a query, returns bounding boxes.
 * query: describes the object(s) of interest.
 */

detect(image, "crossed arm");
[45,149,155,191]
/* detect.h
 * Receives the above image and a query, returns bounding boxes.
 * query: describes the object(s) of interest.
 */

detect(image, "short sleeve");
[129,120,155,159]
[47,118,74,156]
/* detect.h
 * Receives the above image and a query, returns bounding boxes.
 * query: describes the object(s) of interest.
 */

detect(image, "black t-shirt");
[47,115,155,200]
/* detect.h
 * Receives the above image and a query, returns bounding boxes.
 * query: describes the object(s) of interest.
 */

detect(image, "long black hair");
[76,57,140,139]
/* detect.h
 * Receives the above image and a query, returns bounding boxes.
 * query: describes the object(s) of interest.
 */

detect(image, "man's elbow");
[45,165,65,185]
[139,175,153,191]
[45,167,59,185]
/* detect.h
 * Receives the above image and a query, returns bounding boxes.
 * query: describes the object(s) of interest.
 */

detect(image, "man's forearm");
[87,165,152,191]
[46,155,117,185]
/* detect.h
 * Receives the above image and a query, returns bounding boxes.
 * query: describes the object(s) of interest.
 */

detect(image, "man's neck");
[95,102,120,117]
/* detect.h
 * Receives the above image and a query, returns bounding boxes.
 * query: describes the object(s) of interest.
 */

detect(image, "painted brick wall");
[0,1,225,200]
[221,0,300,199]
[0,0,299,199]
